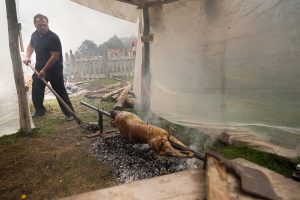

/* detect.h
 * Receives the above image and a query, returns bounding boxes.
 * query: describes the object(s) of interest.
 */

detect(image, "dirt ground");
[0,85,118,200]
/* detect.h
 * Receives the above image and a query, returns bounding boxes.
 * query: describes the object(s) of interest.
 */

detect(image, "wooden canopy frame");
[117,0,179,8]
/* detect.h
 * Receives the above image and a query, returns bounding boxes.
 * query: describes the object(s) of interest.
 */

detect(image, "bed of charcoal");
[92,134,202,183]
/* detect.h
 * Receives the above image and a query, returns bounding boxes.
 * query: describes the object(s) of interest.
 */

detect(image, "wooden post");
[18,23,24,52]
[5,0,32,134]
[141,6,151,112]
[206,156,229,200]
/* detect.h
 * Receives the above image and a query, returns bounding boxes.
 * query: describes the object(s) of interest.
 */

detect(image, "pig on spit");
[110,110,194,158]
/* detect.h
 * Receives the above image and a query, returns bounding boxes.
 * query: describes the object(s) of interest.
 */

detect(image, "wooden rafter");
[116,0,141,6]
[116,0,179,8]
[144,0,179,7]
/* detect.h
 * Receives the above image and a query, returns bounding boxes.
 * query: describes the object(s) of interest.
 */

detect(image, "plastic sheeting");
[148,0,300,149]
[54,0,300,151]
[0,1,20,136]
[71,0,139,22]
[71,0,300,150]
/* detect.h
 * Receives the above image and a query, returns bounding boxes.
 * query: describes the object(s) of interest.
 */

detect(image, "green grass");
[210,141,296,177]
[87,78,119,88]
[115,76,134,82]
[0,133,22,145]
[296,156,300,164]
[71,96,115,125]
[33,117,64,135]
[28,99,67,135]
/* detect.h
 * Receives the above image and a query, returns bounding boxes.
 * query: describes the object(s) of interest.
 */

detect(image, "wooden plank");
[206,151,277,200]
[60,169,205,200]
[206,156,229,200]
[101,86,127,100]
[233,158,300,200]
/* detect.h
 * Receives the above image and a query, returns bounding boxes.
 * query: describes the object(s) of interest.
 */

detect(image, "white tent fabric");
[0,2,20,136]
[149,0,300,149]
[70,0,300,151]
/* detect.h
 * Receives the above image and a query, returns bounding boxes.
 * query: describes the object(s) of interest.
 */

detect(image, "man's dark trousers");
[32,69,74,116]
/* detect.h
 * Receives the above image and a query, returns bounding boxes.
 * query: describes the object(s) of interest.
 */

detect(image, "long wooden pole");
[141,6,150,112]
[27,63,82,124]
[5,0,32,134]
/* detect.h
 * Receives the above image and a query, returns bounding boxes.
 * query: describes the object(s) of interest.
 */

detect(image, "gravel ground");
[92,134,203,183]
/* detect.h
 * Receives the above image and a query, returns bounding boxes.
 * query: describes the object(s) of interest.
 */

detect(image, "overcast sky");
[17,0,138,53]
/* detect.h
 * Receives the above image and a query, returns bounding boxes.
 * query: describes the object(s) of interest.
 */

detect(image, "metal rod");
[80,101,111,118]
[170,140,205,161]
[98,111,103,133]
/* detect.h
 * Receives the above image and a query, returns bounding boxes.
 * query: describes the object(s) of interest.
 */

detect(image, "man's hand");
[38,69,46,79]
[23,57,31,65]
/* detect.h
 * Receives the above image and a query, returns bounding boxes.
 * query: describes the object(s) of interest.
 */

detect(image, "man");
[23,14,74,121]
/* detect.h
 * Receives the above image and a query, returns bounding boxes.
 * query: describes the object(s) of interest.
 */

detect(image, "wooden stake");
[206,156,229,200]
[5,0,31,134]
[141,6,151,112]
[18,23,24,52]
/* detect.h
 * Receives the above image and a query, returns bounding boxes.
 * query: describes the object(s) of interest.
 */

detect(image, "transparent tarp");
[71,0,300,151]
[148,0,300,149]
[3,0,300,152]
[0,1,20,136]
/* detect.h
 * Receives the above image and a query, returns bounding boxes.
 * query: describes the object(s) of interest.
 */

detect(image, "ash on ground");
[92,134,203,184]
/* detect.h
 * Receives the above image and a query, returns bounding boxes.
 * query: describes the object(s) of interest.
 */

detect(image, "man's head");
[33,14,49,35]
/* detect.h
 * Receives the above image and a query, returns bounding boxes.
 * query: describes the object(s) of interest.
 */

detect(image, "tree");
[98,35,124,55]
[106,35,124,49]
[76,35,137,56]
[78,40,99,56]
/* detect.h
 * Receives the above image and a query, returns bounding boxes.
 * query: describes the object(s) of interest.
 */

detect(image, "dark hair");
[33,14,48,23]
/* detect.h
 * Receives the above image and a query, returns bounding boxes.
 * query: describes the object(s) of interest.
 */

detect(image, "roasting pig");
[110,110,194,158]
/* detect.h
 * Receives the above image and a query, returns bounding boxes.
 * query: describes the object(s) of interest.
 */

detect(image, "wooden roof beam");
[116,0,179,9]
[139,0,179,8]
[116,0,142,7]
